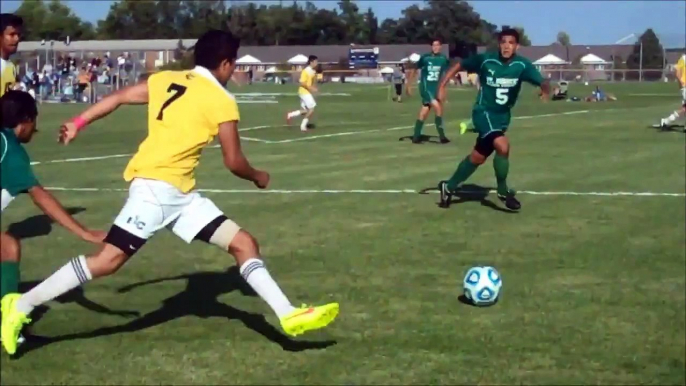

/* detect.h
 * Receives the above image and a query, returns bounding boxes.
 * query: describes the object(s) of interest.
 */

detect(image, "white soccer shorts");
[299,93,317,110]
[681,87,686,105]
[1,189,14,212]
[112,178,237,243]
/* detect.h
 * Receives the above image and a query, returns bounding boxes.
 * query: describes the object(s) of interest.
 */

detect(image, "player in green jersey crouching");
[1,91,105,343]
[412,39,451,144]
[436,28,549,210]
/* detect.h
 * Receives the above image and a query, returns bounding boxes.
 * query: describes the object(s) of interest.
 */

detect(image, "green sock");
[1,261,20,299]
[413,119,424,139]
[493,154,510,195]
[435,116,445,138]
[447,156,479,191]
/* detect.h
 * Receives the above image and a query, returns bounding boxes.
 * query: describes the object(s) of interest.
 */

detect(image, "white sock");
[301,118,309,131]
[665,111,681,124]
[239,258,295,318]
[287,110,302,119]
[16,255,92,315]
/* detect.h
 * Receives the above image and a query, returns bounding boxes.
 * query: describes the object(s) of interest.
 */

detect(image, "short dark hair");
[308,55,318,64]
[193,29,240,70]
[431,39,442,45]
[0,13,23,33]
[498,28,520,44]
[1,90,37,128]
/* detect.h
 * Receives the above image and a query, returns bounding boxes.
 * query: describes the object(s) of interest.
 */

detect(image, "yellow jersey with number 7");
[1,58,17,97]
[123,66,240,193]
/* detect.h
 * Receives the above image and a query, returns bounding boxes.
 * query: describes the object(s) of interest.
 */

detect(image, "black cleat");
[438,181,452,208]
[412,137,422,144]
[439,136,451,144]
[497,191,521,211]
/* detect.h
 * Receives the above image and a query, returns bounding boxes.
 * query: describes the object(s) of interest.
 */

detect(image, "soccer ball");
[462,266,502,306]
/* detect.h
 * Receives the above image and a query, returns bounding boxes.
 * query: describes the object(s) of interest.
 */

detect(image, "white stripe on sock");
[239,258,295,318]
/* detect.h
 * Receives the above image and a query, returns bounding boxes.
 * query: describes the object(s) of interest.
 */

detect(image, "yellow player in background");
[0,14,22,97]
[286,55,319,132]
[658,54,686,130]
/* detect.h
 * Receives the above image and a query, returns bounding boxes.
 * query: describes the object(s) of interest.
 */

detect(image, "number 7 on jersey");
[156,83,187,121]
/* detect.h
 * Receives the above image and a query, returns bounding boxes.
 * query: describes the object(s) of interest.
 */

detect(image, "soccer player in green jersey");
[412,39,451,144]
[436,28,550,210]
[0,91,105,343]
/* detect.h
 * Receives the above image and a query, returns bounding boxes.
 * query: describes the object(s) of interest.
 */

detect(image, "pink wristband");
[72,116,88,131]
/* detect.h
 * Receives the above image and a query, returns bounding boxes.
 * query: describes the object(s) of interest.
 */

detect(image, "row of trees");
[13,0,667,69]
[14,0,531,47]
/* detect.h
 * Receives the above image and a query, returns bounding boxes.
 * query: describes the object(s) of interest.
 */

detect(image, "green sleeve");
[521,61,544,86]
[459,53,484,73]
[0,133,39,196]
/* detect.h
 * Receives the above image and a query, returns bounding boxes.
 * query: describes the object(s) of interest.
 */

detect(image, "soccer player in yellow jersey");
[1,30,339,355]
[658,54,686,130]
[286,55,318,132]
[0,14,22,97]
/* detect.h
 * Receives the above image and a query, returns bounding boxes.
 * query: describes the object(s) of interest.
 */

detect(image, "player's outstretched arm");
[438,62,462,102]
[59,80,149,145]
[217,121,270,189]
[27,185,106,244]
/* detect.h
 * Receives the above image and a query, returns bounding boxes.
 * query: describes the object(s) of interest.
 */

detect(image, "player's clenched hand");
[253,170,270,189]
[82,229,107,244]
[58,122,79,145]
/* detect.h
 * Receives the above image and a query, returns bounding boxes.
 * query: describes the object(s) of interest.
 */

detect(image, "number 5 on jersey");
[157,83,187,121]
[496,88,509,105]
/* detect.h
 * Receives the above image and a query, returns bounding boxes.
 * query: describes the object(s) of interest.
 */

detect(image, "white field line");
[27,109,598,165]
[43,186,686,197]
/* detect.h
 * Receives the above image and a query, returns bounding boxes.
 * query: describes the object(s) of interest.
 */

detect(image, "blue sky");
[2,0,685,46]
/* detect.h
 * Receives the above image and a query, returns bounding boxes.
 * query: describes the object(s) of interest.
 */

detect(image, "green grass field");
[1,81,685,385]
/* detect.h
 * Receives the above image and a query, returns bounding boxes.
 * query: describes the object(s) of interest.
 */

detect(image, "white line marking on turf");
[24,110,606,165]
[30,153,132,166]
[43,187,685,197]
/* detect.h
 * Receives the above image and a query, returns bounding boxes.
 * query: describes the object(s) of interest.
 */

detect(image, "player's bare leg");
[492,136,520,210]
[430,99,449,143]
[412,105,431,143]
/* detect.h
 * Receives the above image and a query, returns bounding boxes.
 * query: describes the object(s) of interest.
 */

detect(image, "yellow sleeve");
[678,57,685,71]
[299,70,308,84]
[205,91,240,133]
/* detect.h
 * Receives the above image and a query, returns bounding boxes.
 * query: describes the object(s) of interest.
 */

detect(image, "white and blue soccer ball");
[463,266,502,306]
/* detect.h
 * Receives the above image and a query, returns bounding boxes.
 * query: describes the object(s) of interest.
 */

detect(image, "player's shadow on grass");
[651,123,685,133]
[419,184,516,213]
[16,267,336,357]
[6,207,86,239]
[398,134,444,144]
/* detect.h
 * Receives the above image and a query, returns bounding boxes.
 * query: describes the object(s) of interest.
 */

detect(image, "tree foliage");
[11,0,506,47]
[14,0,95,41]
[627,28,665,70]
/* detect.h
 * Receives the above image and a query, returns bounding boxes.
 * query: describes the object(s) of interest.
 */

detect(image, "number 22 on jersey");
[156,83,187,121]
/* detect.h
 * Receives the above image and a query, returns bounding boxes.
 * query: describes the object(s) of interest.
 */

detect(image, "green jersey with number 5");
[460,52,543,113]
[417,53,450,90]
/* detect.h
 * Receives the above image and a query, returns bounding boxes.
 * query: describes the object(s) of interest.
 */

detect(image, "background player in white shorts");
[658,54,686,130]
[286,55,318,132]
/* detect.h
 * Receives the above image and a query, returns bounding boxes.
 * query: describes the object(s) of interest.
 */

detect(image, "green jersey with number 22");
[418,53,450,89]
[460,51,544,114]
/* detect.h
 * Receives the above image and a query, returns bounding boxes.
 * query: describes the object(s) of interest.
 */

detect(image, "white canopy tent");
[287,54,309,65]
[580,53,609,65]
[236,54,262,64]
[533,53,567,66]
[379,66,395,74]
[264,66,277,73]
